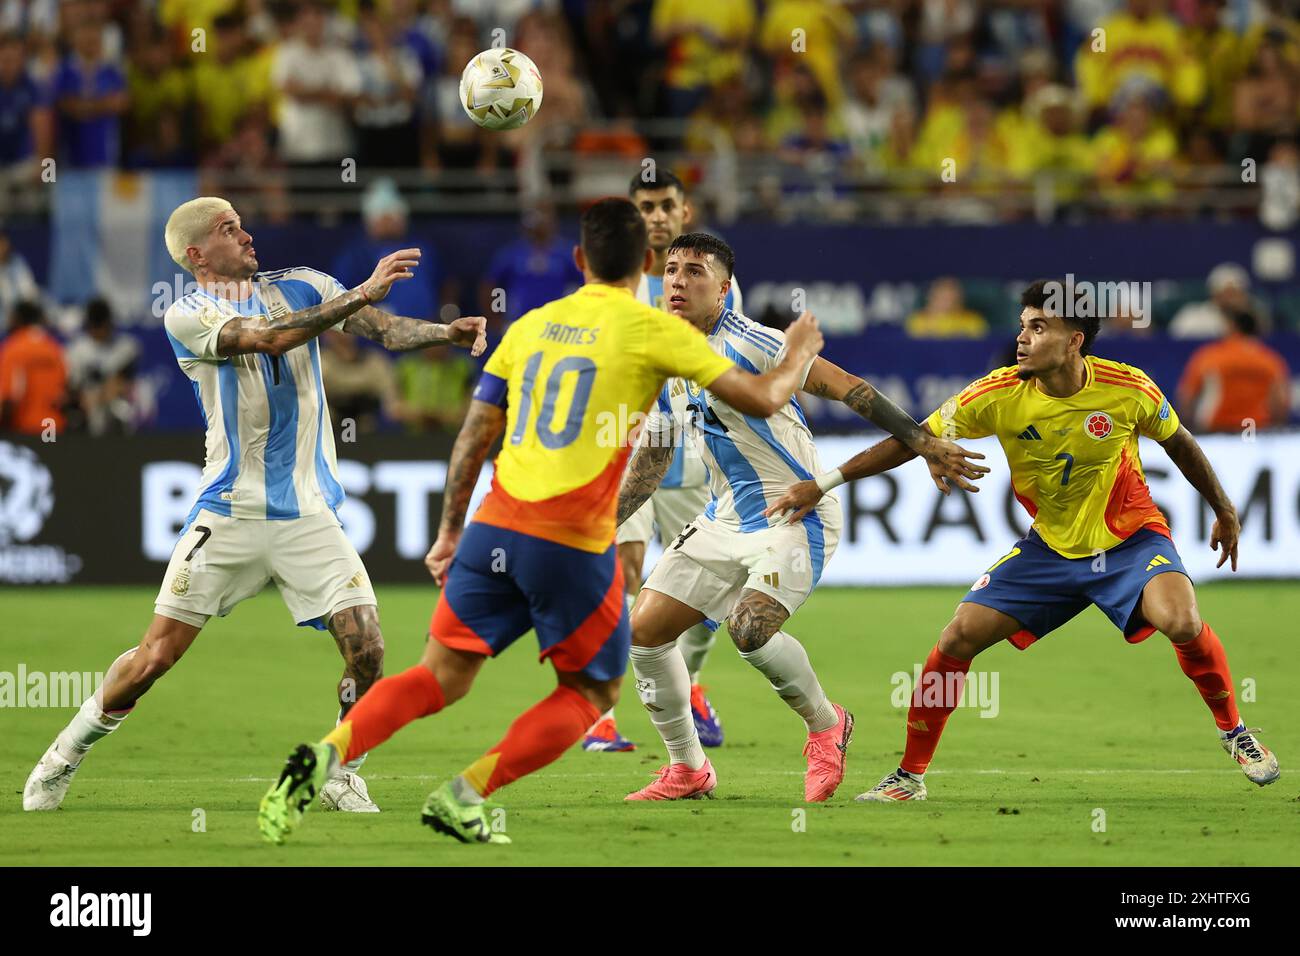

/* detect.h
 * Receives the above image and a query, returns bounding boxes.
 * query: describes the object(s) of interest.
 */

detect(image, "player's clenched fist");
[784,311,823,361]
[359,247,422,303]
[447,315,488,357]
[425,531,459,586]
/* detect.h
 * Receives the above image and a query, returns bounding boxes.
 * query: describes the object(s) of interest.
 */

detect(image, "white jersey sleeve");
[164,295,230,363]
[727,274,743,317]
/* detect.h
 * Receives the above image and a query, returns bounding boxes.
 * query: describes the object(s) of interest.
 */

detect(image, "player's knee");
[1159,607,1203,644]
[629,603,672,648]
[726,612,773,654]
[938,617,979,660]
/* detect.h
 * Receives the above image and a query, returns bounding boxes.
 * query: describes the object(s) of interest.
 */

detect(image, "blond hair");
[164,197,234,273]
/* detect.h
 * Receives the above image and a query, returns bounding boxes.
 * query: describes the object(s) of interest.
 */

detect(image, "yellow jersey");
[472,284,734,552]
[927,357,1181,558]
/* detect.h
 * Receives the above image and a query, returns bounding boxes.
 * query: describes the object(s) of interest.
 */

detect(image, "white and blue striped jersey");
[636,271,741,490]
[645,307,840,569]
[162,266,350,526]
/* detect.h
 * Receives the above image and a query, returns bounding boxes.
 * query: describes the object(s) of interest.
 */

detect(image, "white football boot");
[1222,727,1280,786]
[23,740,82,811]
[319,770,380,812]
[855,768,928,802]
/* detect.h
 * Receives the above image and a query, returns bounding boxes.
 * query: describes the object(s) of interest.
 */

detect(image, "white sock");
[677,622,716,684]
[336,709,368,774]
[739,631,837,733]
[630,642,705,769]
[55,693,127,765]
[451,774,485,805]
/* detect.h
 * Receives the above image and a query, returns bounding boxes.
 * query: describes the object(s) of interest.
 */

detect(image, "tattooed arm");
[617,443,675,525]
[1161,424,1240,570]
[425,398,506,583]
[801,357,987,489]
[343,307,487,356]
[216,248,420,357]
[216,288,372,357]
[803,357,929,453]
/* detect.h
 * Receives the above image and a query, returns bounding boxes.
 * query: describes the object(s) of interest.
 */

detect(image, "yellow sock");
[321,723,351,763]
[460,752,500,797]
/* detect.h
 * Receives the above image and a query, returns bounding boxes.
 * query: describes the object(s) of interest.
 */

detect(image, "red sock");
[461,685,599,798]
[900,645,971,775]
[1172,622,1240,731]
[324,665,444,764]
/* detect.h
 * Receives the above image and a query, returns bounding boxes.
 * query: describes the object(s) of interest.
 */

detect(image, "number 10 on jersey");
[509,351,597,449]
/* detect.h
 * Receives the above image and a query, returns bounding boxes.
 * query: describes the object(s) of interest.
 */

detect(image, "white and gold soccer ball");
[459,48,543,131]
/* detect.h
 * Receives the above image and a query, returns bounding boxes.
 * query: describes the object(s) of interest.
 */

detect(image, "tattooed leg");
[727,590,837,732]
[726,590,789,653]
[328,605,385,719]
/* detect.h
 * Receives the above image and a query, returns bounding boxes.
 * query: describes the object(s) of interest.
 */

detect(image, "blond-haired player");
[23,197,486,814]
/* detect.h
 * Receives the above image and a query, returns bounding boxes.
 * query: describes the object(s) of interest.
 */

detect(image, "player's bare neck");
[584,274,639,295]
[686,310,712,333]
[198,269,256,302]
[1033,357,1088,399]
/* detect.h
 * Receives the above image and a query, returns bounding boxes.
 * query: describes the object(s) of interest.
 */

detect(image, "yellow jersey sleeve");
[1122,364,1181,441]
[926,367,1021,439]
[646,310,733,388]
[481,318,519,382]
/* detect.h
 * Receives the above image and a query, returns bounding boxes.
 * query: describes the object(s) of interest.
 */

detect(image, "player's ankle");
[451,774,486,806]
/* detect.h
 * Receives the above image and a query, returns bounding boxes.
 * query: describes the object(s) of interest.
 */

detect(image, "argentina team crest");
[1083,411,1113,440]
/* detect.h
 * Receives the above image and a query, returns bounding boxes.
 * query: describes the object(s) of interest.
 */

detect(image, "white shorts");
[642,509,841,622]
[153,508,377,630]
[616,485,711,549]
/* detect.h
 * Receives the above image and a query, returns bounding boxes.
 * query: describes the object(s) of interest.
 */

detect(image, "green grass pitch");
[2,583,1295,866]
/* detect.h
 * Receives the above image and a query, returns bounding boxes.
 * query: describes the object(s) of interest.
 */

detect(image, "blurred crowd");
[0,0,1295,219]
[0,0,1297,438]
[1,241,1292,437]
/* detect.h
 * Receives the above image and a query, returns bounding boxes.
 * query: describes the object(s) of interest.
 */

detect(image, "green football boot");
[420,780,512,845]
[259,742,336,845]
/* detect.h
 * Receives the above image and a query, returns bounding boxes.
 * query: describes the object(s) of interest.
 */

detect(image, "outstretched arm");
[763,424,989,525]
[217,287,373,357]
[344,306,487,356]
[424,399,507,583]
[802,356,930,452]
[802,357,989,491]
[1160,424,1240,570]
[217,248,419,357]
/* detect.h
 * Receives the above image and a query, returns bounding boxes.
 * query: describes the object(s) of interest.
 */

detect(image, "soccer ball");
[460,48,543,131]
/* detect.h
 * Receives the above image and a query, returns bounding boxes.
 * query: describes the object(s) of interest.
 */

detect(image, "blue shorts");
[961,528,1191,650]
[430,522,630,681]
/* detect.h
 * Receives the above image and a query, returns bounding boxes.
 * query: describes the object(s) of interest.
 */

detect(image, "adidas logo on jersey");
[1145,554,1172,571]
[1017,425,1043,440]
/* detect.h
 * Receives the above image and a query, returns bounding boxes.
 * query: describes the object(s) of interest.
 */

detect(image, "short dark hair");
[1020,279,1101,356]
[666,232,735,280]
[1227,307,1258,336]
[11,300,44,328]
[628,167,686,199]
[580,197,647,281]
[85,297,113,329]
